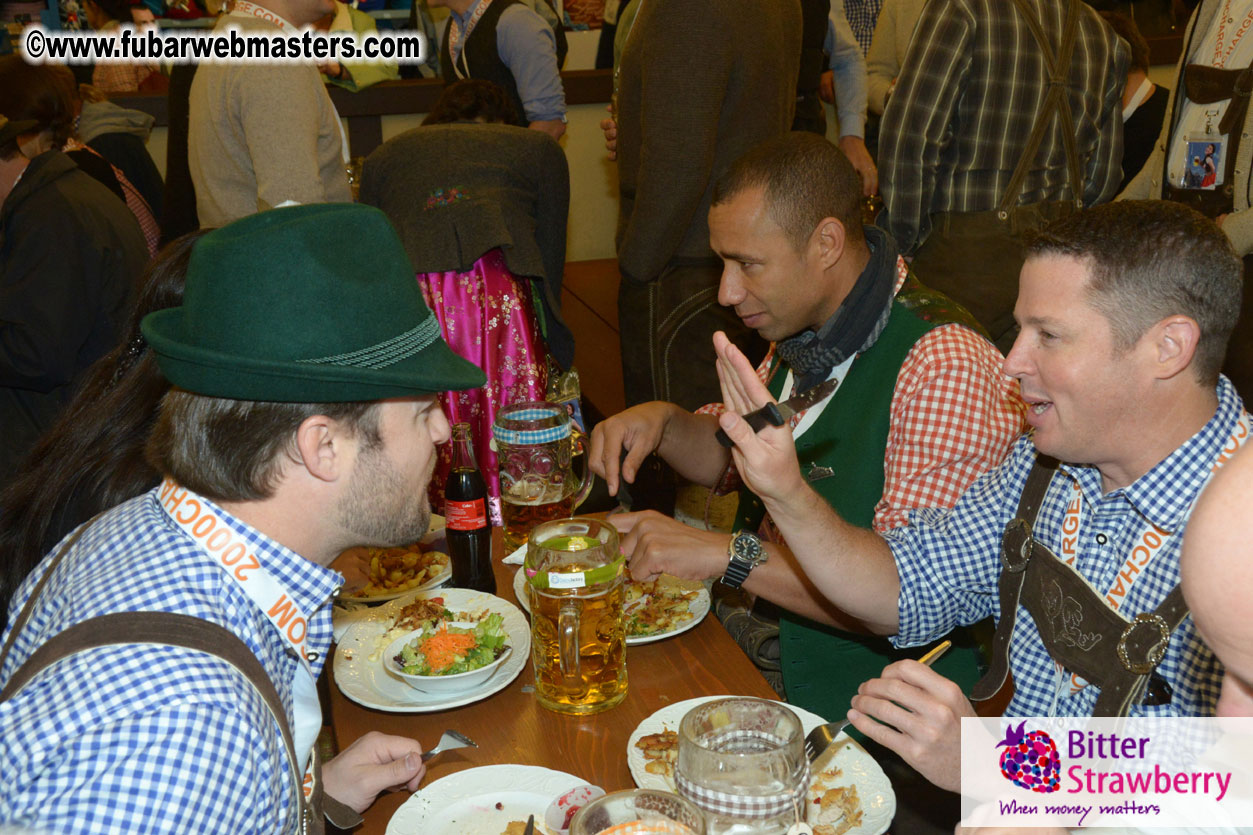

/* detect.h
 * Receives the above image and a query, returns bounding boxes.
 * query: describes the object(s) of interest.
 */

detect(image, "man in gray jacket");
[613,0,802,414]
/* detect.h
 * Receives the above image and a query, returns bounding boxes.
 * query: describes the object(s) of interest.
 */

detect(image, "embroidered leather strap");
[970,456,1059,701]
[971,457,1191,716]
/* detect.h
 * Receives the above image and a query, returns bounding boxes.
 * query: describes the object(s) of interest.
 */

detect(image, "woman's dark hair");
[0,230,207,610]
[422,79,519,126]
[0,57,79,148]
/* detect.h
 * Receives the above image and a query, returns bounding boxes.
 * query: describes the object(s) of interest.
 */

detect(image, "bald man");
[1182,443,1253,718]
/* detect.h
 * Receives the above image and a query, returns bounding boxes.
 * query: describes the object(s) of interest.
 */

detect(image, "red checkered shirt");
[698,256,1025,536]
[65,139,160,257]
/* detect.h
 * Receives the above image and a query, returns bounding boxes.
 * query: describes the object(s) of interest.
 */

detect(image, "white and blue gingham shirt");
[0,489,342,834]
[887,376,1244,718]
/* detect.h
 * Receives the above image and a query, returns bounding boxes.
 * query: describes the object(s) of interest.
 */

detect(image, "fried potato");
[635,728,679,780]
[348,544,449,597]
[623,576,701,637]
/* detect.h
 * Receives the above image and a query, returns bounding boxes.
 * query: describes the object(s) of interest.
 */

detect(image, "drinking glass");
[494,401,594,552]
[570,789,706,835]
[526,517,627,714]
[675,698,809,835]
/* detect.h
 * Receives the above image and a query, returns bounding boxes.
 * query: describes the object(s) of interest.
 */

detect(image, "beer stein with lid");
[493,401,595,552]
[525,517,627,714]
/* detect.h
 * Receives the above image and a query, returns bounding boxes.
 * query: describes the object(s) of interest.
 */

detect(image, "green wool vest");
[736,279,988,726]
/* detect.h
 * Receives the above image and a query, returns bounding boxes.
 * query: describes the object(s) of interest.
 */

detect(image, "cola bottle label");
[446,498,487,530]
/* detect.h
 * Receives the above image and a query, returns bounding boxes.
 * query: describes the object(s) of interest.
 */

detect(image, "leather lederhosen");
[970,458,1190,717]
[0,519,361,834]
[1162,60,1253,216]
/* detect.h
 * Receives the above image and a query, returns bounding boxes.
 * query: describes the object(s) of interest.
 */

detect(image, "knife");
[715,376,840,448]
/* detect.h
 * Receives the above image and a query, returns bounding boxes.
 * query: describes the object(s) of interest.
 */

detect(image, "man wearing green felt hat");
[0,204,486,834]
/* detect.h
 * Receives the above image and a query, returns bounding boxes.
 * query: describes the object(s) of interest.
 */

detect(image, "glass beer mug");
[525,517,627,714]
[493,401,595,552]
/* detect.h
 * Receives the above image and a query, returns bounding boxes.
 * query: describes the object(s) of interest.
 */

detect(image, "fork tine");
[445,729,477,748]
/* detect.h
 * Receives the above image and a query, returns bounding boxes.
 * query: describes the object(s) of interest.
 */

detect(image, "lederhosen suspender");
[970,457,1191,717]
[1160,2,1253,217]
[1000,0,1086,220]
[0,518,362,833]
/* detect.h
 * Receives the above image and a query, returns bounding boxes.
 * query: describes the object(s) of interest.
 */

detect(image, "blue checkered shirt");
[887,376,1244,719]
[840,0,882,55]
[0,489,342,834]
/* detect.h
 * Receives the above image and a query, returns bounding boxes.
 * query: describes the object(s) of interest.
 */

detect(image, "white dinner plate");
[333,587,529,713]
[627,696,895,835]
[511,567,711,645]
[387,764,588,835]
[335,517,452,603]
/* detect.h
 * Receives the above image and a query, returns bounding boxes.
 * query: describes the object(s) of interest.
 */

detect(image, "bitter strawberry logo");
[997,721,1061,793]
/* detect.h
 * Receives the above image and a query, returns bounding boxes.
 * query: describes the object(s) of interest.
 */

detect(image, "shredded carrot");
[419,627,477,671]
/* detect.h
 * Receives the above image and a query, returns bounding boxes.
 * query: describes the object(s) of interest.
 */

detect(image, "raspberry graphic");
[997,721,1061,793]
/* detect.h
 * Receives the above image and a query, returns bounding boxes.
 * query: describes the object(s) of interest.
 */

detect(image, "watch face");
[732,533,761,562]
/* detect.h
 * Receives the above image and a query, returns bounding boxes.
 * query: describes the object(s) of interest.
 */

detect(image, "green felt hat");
[142,204,486,402]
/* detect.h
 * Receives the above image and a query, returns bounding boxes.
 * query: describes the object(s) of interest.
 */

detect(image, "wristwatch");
[721,531,767,589]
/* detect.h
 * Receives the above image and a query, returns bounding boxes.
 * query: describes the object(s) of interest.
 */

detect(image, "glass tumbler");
[570,789,707,835]
[674,698,810,835]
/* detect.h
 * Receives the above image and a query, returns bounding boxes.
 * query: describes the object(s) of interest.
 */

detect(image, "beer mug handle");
[567,428,595,510]
[558,600,580,682]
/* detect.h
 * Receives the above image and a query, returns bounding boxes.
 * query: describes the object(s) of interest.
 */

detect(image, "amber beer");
[531,562,628,714]
[526,522,628,715]
[501,491,576,552]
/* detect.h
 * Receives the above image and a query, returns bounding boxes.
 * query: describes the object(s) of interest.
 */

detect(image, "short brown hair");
[423,80,518,126]
[0,57,78,148]
[1025,201,1242,384]
[713,132,864,252]
[146,392,382,502]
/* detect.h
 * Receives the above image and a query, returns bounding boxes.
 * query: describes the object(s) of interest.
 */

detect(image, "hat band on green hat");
[297,316,442,370]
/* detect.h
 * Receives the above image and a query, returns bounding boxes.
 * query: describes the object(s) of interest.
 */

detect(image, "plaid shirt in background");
[840,0,882,55]
[889,377,1245,720]
[0,491,341,834]
[879,0,1128,254]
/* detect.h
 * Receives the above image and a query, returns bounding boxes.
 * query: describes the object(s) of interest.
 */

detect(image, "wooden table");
[328,529,780,833]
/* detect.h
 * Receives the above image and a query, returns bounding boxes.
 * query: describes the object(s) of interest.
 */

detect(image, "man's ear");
[293,414,347,483]
[813,217,847,270]
[1149,315,1202,380]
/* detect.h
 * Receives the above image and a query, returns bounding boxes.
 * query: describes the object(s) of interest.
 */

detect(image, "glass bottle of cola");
[445,422,495,594]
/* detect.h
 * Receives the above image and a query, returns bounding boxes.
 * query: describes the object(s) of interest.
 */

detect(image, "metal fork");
[420,729,478,762]
[803,639,953,762]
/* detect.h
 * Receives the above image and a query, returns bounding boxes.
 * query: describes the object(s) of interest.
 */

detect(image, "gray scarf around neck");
[775,225,898,393]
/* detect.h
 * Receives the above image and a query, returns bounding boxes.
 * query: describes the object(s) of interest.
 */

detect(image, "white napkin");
[501,542,528,565]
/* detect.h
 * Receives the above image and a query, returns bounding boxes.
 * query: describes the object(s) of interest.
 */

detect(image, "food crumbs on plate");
[495,802,504,810]
[809,765,862,835]
[635,729,678,779]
